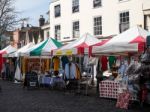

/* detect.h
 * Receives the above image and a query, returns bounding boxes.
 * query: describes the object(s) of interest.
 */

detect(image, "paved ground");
[0,80,150,112]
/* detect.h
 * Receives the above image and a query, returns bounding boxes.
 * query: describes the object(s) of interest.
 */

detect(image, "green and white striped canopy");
[22,38,62,56]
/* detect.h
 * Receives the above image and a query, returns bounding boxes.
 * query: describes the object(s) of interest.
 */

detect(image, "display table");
[39,76,65,88]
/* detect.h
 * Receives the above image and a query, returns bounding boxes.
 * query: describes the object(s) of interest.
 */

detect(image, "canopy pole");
[40,56,42,74]
[77,54,82,94]
[19,56,22,79]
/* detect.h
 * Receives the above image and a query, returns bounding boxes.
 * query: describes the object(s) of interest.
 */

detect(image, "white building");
[49,0,150,42]
[41,23,50,40]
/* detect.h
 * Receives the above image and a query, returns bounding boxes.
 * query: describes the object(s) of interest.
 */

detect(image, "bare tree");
[0,0,19,36]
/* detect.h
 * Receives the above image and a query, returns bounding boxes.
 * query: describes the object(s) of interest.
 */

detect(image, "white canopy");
[8,43,34,57]
[92,26,149,55]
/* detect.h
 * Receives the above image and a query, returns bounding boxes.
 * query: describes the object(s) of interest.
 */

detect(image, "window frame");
[119,11,130,33]
[54,25,61,40]
[93,16,102,36]
[72,0,79,13]
[93,0,102,8]
[54,5,61,18]
[72,21,80,38]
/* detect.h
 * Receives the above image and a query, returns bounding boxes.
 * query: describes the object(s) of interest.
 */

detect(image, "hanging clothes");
[64,63,74,79]
[109,56,116,69]
[101,56,108,71]
[52,56,60,71]
[75,63,81,80]
[83,55,89,69]
[64,62,80,80]
[116,57,121,67]
[61,56,69,69]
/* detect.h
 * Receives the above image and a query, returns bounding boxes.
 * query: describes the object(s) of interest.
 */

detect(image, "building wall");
[13,30,20,48]
[41,24,50,40]
[50,0,150,42]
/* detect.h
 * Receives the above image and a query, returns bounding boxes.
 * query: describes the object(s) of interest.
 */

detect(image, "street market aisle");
[0,80,149,112]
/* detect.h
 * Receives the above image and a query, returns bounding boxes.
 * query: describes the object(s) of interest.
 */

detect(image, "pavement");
[0,80,150,112]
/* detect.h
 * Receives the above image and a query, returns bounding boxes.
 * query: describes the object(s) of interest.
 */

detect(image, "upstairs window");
[94,16,102,35]
[119,11,129,33]
[93,0,101,8]
[55,25,61,40]
[73,21,80,38]
[55,5,61,17]
[72,0,79,13]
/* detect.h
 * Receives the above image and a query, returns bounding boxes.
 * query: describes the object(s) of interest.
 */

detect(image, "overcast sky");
[15,0,50,26]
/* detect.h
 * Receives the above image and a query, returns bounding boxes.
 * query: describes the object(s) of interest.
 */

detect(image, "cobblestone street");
[0,80,150,112]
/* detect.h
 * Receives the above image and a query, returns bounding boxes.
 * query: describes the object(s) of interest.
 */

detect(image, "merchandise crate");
[99,80,138,100]
[99,80,119,99]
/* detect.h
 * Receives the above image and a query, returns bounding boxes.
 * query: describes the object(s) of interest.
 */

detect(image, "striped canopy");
[92,26,149,55]
[54,33,100,55]
[22,37,62,56]
[0,45,17,72]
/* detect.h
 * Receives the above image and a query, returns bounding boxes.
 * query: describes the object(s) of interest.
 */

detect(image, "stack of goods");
[116,91,131,109]
[99,80,119,99]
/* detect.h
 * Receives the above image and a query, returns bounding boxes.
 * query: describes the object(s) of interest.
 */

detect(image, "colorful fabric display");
[116,91,131,109]
[53,56,60,71]
[118,62,128,77]
[64,62,81,80]
[101,56,108,71]
[109,56,116,69]
[75,64,81,79]
[61,56,69,69]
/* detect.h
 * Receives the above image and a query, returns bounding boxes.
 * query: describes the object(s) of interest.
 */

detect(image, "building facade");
[49,0,150,42]
[12,26,40,48]
[40,13,50,40]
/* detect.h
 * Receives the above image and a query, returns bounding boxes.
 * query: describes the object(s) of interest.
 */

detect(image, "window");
[119,11,129,33]
[55,25,61,40]
[93,0,101,8]
[72,0,79,13]
[94,16,102,35]
[54,5,61,17]
[73,21,80,38]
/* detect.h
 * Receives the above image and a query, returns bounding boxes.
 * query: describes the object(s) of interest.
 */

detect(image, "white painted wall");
[41,24,50,40]
[50,0,150,42]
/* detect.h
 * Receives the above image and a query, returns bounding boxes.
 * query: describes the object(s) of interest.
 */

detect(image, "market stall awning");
[54,33,100,55]
[92,26,149,55]
[22,38,62,56]
[0,45,17,54]
[6,43,34,57]
[0,45,17,72]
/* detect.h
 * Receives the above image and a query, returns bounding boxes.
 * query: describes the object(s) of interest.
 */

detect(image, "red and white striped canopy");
[0,45,17,54]
[54,33,100,55]
[92,26,149,55]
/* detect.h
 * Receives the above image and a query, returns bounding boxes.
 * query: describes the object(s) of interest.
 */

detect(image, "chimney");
[39,15,45,26]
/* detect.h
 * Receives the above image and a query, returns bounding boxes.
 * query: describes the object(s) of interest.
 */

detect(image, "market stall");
[53,33,101,94]
[20,38,63,89]
[91,26,150,109]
